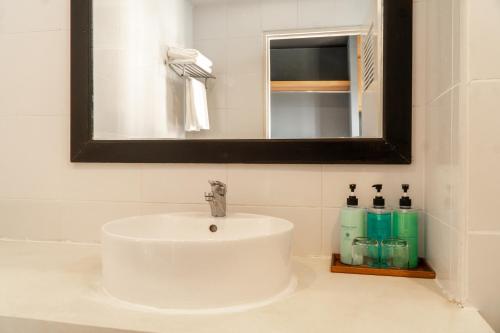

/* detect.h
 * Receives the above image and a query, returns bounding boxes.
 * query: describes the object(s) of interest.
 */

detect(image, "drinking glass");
[351,237,379,267]
[381,239,409,269]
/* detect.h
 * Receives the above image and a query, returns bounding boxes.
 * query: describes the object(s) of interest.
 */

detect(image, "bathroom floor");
[0,240,492,333]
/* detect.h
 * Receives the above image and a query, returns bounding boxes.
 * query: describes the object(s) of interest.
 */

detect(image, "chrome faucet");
[204,180,227,217]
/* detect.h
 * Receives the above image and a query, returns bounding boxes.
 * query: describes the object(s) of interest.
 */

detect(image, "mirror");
[92,0,383,141]
[71,0,412,164]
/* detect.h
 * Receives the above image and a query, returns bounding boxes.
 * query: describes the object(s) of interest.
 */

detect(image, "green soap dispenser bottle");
[367,184,392,244]
[393,184,419,268]
[340,184,366,265]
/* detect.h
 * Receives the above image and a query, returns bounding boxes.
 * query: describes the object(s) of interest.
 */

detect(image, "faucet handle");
[208,180,227,195]
[208,180,226,187]
[204,192,214,201]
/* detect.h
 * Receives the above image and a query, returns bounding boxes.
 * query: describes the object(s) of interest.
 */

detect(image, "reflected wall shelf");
[271,80,351,93]
[169,62,216,88]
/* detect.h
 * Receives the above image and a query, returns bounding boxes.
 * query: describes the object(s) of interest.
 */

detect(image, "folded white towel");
[168,47,213,74]
[185,77,210,132]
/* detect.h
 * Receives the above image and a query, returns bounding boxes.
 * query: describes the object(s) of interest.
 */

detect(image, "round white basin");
[101,212,295,312]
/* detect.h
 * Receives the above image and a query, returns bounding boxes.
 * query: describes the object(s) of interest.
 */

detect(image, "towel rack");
[168,62,216,89]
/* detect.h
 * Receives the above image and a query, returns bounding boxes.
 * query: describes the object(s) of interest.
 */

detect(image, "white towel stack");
[167,47,212,132]
[167,47,213,74]
[185,77,210,132]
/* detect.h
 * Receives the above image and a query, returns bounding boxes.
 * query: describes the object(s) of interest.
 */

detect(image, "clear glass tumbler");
[381,239,409,269]
[351,237,379,267]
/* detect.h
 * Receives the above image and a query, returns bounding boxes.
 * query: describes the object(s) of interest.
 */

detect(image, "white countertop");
[0,240,493,333]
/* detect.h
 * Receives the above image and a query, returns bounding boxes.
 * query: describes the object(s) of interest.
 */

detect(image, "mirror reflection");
[92,0,383,140]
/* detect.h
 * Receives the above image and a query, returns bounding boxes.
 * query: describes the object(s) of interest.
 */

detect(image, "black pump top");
[372,184,385,208]
[399,184,412,209]
[347,184,358,207]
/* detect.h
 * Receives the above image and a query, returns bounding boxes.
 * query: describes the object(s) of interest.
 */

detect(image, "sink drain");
[209,224,218,233]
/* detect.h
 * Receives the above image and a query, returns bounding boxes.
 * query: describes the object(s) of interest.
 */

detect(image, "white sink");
[101,212,295,313]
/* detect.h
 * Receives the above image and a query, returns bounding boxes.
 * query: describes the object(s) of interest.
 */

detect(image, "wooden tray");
[331,254,436,279]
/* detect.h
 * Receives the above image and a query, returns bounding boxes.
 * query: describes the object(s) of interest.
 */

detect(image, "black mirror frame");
[71,0,412,164]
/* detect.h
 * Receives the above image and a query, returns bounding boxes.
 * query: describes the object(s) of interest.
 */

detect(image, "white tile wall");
[468,81,500,232]
[469,0,500,80]
[0,200,62,241]
[141,164,227,204]
[334,0,376,28]
[425,0,453,102]
[92,0,192,140]
[425,90,452,224]
[227,1,262,38]
[0,0,424,259]
[426,215,451,285]
[61,164,142,202]
[0,116,66,200]
[467,233,500,330]
[425,0,500,329]
[261,0,298,31]
[60,201,142,243]
[0,0,69,34]
[297,0,336,29]
[464,0,500,329]
[423,0,465,304]
[227,165,322,207]
[232,205,323,255]
[193,2,227,40]
[0,31,70,116]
